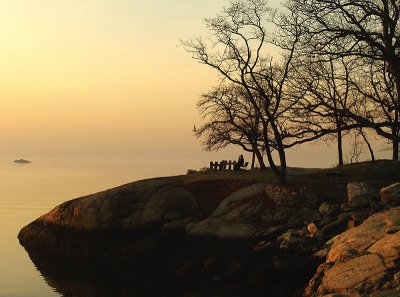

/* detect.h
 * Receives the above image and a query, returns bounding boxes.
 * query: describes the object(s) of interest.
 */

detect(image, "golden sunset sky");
[0,0,390,171]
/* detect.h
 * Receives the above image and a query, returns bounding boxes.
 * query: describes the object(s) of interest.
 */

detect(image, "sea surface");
[0,157,168,297]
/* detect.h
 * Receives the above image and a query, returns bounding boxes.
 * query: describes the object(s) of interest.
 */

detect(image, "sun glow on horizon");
[0,1,232,158]
[0,0,390,168]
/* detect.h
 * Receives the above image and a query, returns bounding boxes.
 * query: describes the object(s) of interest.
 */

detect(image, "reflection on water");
[0,157,175,297]
[44,279,149,297]
[29,260,170,297]
[2,157,253,297]
[25,249,159,297]
[25,249,240,297]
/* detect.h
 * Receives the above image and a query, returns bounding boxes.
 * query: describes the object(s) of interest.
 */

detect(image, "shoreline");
[18,160,400,297]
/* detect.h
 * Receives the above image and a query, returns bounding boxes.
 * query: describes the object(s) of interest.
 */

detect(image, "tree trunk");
[393,107,399,160]
[278,152,286,185]
[277,146,286,185]
[264,123,287,184]
[251,151,256,169]
[261,122,285,184]
[359,129,375,162]
[264,140,282,180]
[273,126,287,185]
[390,57,400,160]
[393,129,399,160]
[254,149,267,170]
[264,144,278,172]
[337,130,343,166]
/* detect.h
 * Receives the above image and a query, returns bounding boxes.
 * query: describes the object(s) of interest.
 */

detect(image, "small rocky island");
[18,160,400,297]
[14,159,31,164]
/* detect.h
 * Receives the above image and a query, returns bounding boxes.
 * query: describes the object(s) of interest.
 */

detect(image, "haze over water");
[0,0,396,296]
[1,153,392,296]
[0,158,144,297]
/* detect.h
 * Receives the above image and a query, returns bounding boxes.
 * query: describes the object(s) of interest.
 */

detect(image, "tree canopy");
[184,0,400,183]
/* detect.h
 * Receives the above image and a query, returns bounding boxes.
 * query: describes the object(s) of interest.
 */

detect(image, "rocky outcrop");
[185,182,268,239]
[21,177,323,250]
[18,175,327,297]
[185,183,320,239]
[265,184,318,222]
[380,182,400,205]
[18,163,400,297]
[319,203,339,217]
[38,178,201,232]
[305,207,400,296]
[211,182,266,218]
[185,218,259,239]
[347,182,378,208]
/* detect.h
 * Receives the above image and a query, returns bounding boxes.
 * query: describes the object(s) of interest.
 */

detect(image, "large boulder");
[347,182,378,208]
[185,183,320,239]
[277,228,310,250]
[265,184,318,224]
[123,186,200,230]
[321,254,387,292]
[185,182,270,239]
[305,207,400,296]
[319,203,339,217]
[380,182,400,205]
[39,179,200,231]
[211,182,268,220]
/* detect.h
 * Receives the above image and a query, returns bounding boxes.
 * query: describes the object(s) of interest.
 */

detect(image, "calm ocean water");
[0,157,168,297]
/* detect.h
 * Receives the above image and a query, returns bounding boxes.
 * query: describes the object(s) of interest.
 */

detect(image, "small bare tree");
[195,84,267,169]
[347,130,365,164]
[358,128,375,162]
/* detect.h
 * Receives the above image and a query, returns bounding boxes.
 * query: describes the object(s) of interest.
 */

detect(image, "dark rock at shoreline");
[19,176,324,296]
[18,164,400,297]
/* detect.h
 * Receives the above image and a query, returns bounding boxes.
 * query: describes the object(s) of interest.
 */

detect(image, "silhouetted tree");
[195,84,267,169]
[284,0,400,159]
[359,128,375,162]
[183,0,305,184]
[289,55,360,166]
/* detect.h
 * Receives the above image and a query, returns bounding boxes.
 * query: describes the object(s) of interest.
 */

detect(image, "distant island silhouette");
[14,159,31,164]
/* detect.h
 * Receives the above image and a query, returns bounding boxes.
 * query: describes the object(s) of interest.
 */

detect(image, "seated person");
[234,154,244,170]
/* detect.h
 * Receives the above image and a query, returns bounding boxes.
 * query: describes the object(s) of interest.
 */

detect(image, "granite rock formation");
[305,207,400,296]
[18,164,400,297]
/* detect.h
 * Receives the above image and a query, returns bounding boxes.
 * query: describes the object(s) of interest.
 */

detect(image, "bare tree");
[358,128,375,162]
[182,0,303,184]
[195,84,267,169]
[285,0,400,159]
[347,130,366,164]
[351,60,400,157]
[289,55,359,166]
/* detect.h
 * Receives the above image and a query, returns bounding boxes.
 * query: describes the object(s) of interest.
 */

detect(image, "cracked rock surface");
[305,207,400,297]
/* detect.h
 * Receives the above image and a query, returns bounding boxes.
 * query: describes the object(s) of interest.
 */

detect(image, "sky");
[0,0,392,172]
